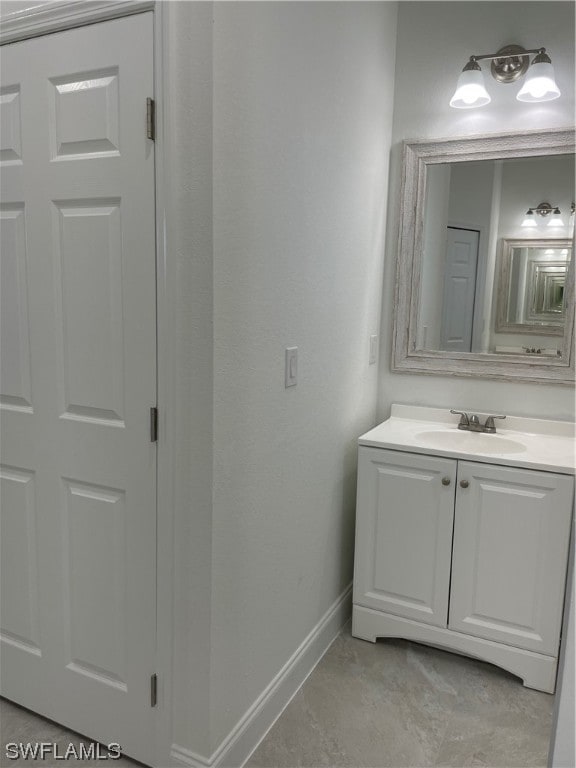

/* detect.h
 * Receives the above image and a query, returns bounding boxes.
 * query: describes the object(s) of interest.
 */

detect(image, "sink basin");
[359,405,575,473]
[415,430,527,454]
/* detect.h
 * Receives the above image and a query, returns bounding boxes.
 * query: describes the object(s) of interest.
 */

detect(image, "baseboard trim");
[170,744,211,768]
[170,583,352,768]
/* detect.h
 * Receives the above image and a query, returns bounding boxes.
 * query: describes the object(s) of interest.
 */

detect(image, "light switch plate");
[369,335,378,365]
[285,347,298,387]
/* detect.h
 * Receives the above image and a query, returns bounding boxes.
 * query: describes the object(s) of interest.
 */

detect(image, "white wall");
[210,1,397,751]
[448,161,495,353]
[447,160,495,352]
[497,155,574,243]
[379,1,575,421]
[162,2,215,759]
[162,1,398,760]
[420,164,451,349]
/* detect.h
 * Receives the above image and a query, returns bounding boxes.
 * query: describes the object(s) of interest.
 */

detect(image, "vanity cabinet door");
[449,462,573,655]
[353,447,456,627]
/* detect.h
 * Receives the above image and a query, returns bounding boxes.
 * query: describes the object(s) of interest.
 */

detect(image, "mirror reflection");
[495,240,571,354]
[418,154,574,356]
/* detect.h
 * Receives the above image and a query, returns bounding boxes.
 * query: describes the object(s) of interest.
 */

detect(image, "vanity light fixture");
[450,44,561,109]
[521,202,565,228]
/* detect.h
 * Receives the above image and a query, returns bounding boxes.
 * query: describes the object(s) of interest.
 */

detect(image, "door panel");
[440,228,479,352]
[354,447,456,627]
[0,466,40,653]
[53,199,125,422]
[0,14,157,764]
[0,204,31,409]
[0,84,22,164]
[449,462,573,656]
[62,478,127,689]
[49,68,120,159]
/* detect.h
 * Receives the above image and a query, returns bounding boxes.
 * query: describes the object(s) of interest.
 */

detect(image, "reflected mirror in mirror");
[418,153,574,358]
[495,240,572,353]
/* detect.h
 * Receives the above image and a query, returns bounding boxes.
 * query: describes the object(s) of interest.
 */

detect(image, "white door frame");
[1,3,174,764]
[447,219,488,353]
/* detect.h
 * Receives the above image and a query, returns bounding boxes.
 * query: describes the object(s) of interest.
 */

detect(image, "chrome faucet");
[450,410,506,434]
[483,415,507,434]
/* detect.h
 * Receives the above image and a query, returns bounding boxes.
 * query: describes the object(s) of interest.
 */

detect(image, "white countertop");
[359,405,576,475]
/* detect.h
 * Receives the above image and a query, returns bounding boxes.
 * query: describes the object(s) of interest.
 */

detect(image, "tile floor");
[1,629,554,768]
[0,699,139,768]
[247,631,554,768]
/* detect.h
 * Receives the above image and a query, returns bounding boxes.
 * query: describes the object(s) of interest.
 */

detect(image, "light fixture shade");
[548,214,565,227]
[517,61,560,102]
[521,210,537,227]
[450,69,491,109]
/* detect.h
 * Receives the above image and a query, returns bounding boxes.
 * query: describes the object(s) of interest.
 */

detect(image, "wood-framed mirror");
[392,128,575,385]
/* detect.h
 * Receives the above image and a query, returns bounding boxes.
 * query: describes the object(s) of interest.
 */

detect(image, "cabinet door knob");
[460,479,469,489]
[441,477,451,486]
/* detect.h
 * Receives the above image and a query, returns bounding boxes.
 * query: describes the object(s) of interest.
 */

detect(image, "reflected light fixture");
[450,44,561,109]
[521,202,565,228]
[521,210,537,228]
[548,208,565,228]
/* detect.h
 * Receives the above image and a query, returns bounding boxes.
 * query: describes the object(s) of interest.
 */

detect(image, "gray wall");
[163,0,398,758]
[379,1,575,421]
[210,1,398,749]
[162,2,215,757]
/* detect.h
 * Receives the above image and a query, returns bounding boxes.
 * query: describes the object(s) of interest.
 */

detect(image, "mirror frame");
[392,127,575,386]
[495,238,572,337]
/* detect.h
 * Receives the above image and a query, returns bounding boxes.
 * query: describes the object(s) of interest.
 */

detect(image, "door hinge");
[150,407,158,443]
[146,97,155,141]
[150,673,158,707]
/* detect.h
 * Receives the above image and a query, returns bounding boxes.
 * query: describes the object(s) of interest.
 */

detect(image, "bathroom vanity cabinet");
[352,422,575,694]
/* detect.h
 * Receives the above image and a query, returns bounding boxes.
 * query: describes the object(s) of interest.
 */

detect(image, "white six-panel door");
[0,14,157,763]
[440,227,480,352]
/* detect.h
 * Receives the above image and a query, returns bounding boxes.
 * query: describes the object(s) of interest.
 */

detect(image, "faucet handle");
[450,409,469,428]
[484,415,506,433]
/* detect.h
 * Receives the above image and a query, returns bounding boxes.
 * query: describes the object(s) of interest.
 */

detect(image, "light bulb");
[548,214,565,227]
[521,211,537,228]
[517,61,561,102]
[450,68,491,109]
